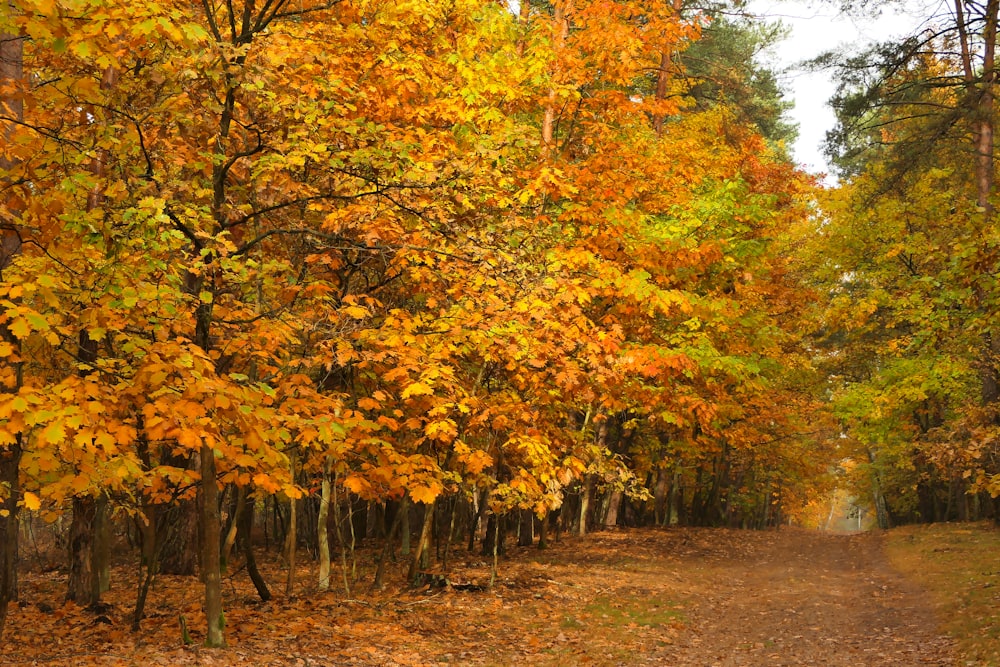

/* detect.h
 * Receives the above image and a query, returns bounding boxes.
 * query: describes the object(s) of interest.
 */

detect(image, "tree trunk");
[981,333,1000,416]
[652,50,671,134]
[0,339,19,639]
[867,449,891,530]
[580,415,607,535]
[332,469,351,595]
[285,491,297,597]
[408,500,436,583]
[653,466,669,525]
[873,487,891,530]
[373,500,404,591]
[537,511,548,549]
[160,451,199,576]
[132,504,160,631]
[517,509,534,546]
[67,62,118,607]
[221,486,244,570]
[945,477,956,521]
[442,498,458,567]
[515,0,532,57]
[399,494,411,557]
[0,435,19,640]
[347,494,357,582]
[160,500,199,574]
[603,490,623,528]
[94,494,110,596]
[956,0,1000,415]
[488,513,500,589]
[67,327,104,606]
[652,0,684,134]
[467,490,484,553]
[974,2,997,225]
[67,496,97,606]
[541,0,572,149]
[482,513,506,557]
[578,477,592,536]
[199,448,225,647]
[0,13,24,640]
[0,0,22,273]
[239,492,270,602]
[317,461,332,592]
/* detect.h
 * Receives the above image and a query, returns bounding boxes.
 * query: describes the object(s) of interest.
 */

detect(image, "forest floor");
[1,526,965,666]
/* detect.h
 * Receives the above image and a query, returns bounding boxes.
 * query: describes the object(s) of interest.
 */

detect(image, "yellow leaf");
[464,450,494,475]
[401,382,433,399]
[409,482,442,504]
[342,305,369,319]
[343,475,371,496]
[40,421,65,445]
[22,492,40,511]
[253,473,281,494]
[425,419,456,441]
[8,318,28,340]
[95,431,117,452]
[176,429,202,449]
[71,475,90,494]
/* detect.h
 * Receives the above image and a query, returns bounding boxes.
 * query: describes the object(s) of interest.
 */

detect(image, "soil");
[0,527,956,666]
[635,527,955,666]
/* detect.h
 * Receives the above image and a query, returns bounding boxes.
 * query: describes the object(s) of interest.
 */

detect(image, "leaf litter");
[2,527,954,665]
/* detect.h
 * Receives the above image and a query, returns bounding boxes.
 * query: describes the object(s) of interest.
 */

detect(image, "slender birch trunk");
[317,459,332,592]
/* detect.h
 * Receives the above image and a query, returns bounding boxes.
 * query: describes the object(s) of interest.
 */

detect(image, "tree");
[0,0,23,640]
[801,0,1000,520]
[679,12,797,146]
[0,0,826,647]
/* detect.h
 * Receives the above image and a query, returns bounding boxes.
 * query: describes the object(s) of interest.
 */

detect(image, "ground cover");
[886,521,1000,666]
[1,527,956,666]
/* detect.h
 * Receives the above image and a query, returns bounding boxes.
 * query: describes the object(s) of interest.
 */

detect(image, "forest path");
[631,527,955,666]
[2,527,956,666]
[368,527,957,666]
[451,527,958,666]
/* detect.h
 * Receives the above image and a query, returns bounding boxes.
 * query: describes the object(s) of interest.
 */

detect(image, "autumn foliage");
[0,0,826,646]
[800,4,1000,530]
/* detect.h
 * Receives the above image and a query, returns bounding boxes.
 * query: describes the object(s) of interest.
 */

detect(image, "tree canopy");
[6,0,954,649]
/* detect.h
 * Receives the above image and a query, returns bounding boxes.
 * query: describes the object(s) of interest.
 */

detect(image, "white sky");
[745,0,933,178]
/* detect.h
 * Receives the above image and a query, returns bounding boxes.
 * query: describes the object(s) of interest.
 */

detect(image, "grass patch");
[886,521,1000,666]
[560,615,585,629]
[581,595,684,629]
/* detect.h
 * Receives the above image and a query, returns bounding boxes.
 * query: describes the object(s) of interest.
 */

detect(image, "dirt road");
[390,527,957,665]
[639,528,955,666]
[452,529,955,667]
[1,527,956,666]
